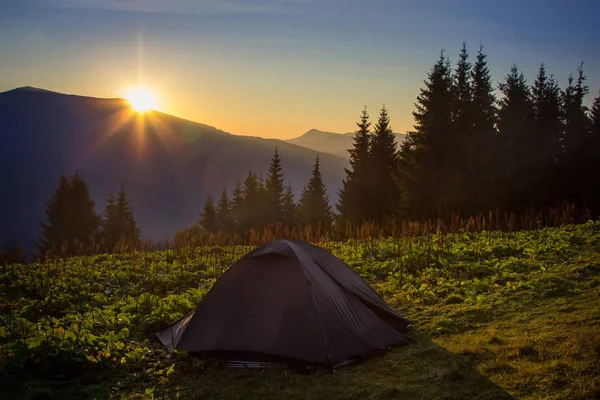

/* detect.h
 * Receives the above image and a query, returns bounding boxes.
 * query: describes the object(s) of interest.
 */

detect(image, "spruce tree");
[256,172,267,229]
[281,183,297,230]
[561,64,589,203]
[452,42,473,138]
[337,106,371,224]
[117,185,139,244]
[216,189,233,232]
[368,105,400,223]
[101,185,139,250]
[297,157,333,231]
[38,175,72,255]
[397,51,454,218]
[471,45,497,136]
[101,193,118,249]
[531,64,564,206]
[467,44,498,212]
[69,172,101,249]
[230,179,244,234]
[497,64,535,211]
[241,171,261,232]
[38,172,100,256]
[587,93,600,209]
[200,196,217,232]
[263,148,285,225]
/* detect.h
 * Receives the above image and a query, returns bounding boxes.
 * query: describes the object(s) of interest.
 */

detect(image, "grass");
[1,222,600,399]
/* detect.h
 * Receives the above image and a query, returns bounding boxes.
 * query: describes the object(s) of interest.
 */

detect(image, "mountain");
[286,129,407,159]
[0,87,347,253]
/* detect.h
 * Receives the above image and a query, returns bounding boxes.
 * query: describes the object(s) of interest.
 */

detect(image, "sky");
[1,0,599,139]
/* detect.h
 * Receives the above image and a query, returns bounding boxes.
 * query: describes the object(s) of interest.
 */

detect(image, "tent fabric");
[155,239,411,367]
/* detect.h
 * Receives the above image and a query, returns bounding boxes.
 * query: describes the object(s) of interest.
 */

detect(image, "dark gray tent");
[155,239,411,368]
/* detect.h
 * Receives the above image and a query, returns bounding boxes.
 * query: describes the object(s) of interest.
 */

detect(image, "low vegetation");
[1,221,599,399]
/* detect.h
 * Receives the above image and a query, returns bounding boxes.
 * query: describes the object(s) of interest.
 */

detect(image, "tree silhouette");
[450,43,473,210]
[216,189,233,233]
[298,157,333,230]
[200,195,217,232]
[465,44,498,212]
[240,171,261,232]
[561,64,590,204]
[497,64,535,211]
[281,183,297,230]
[337,106,372,223]
[231,179,244,234]
[396,51,454,218]
[531,63,563,206]
[101,185,140,250]
[101,184,140,251]
[38,172,100,256]
[368,105,400,223]
[263,148,285,225]
[587,92,600,208]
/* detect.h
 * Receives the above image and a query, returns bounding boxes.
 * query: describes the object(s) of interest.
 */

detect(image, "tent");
[155,239,412,368]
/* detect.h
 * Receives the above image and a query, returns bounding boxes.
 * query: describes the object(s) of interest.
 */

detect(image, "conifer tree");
[471,45,497,136]
[38,172,100,256]
[216,189,233,232]
[561,64,589,203]
[396,51,454,218]
[101,185,140,250]
[587,92,600,208]
[452,42,473,138]
[101,193,118,248]
[281,183,297,230]
[38,175,72,255]
[117,185,139,244]
[241,171,261,232]
[337,106,371,223]
[368,105,400,223]
[466,44,498,212]
[200,196,217,232]
[497,64,535,211]
[297,157,333,230]
[230,179,244,234]
[531,64,564,206]
[69,172,101,248]
[263,148,285,225]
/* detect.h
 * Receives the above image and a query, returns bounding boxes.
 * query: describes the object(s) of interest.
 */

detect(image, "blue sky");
[1,0,599,138]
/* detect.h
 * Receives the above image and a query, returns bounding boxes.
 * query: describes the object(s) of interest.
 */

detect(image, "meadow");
[1,221,599,399]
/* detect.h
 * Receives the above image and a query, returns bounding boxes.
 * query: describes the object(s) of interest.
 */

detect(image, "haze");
[1,0,599,138]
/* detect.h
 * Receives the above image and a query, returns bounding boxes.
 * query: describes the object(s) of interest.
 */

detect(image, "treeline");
[36,172,140,257]
[183,149,333,240]
[389,44,600,219]
[186,43,600,241]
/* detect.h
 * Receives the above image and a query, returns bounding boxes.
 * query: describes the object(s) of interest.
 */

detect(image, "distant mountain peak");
[6,86,58,94]
[286,128,407,159]
[303,128,330,136]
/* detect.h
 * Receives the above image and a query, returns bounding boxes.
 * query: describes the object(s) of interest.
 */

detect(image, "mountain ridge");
[286,128,407,159]
[0,87,347,252]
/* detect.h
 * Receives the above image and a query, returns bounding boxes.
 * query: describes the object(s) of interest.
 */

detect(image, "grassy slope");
[2,224,600,400]
[116,255,600,400]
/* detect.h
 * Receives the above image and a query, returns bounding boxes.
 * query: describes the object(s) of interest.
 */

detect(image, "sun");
[125,87,158,113]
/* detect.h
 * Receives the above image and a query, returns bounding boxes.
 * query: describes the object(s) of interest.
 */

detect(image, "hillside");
[0,87,347,252]
[1,222,599,399]
[286,128,407,159]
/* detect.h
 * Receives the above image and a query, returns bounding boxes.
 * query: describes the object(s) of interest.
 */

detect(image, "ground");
[1,223,599,399]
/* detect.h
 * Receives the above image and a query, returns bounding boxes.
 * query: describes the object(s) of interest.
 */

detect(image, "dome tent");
[155,239,411,369]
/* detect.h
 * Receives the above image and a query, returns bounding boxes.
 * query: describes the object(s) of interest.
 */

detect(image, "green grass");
[1,222,600,399]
